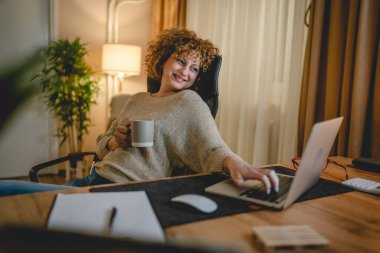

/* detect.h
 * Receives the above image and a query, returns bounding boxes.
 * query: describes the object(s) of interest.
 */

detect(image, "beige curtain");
[187,0,309,165]
[150,0,186,39]
[298,0,380,159]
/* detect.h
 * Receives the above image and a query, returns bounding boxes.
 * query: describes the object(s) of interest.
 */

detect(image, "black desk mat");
[91,166,353,228]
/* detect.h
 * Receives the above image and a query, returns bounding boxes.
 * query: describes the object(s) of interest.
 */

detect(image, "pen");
[105,206,117,236]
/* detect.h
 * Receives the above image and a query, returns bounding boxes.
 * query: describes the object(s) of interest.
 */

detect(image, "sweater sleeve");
[96,121,117,160]
[172,91,235,173]
[96,95,134,160]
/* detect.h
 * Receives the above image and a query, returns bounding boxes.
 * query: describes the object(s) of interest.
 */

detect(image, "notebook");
[47,191,165,242]
[205,117,343,210]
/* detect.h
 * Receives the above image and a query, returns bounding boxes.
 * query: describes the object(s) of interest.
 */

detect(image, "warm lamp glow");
[102,44,142,77]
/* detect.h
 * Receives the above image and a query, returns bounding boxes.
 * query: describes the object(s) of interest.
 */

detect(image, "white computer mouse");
[170,194,218,213]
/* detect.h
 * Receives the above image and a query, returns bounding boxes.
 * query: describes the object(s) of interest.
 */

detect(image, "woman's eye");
[176,58,185,65]
[191,67,199,73]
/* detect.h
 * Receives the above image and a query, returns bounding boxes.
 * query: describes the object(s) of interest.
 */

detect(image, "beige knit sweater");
[95,90,234,182]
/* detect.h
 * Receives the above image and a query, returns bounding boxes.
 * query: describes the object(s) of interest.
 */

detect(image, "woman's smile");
[173,72,188,82]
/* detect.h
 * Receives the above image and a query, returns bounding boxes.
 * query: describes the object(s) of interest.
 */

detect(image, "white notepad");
[47,191,165,242]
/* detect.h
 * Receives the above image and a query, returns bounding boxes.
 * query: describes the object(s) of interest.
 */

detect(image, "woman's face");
[160,53,200,93]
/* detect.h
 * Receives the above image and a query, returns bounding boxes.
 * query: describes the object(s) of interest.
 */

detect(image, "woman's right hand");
[222,155,279,194]
[107,120,132,151]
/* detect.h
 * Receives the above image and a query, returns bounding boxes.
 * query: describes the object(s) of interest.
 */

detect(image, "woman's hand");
[222,155,279,194]
[107,119,132,151]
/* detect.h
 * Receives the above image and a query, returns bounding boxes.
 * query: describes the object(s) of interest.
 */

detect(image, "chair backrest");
[108,93,132,129]
[147,55,222,118]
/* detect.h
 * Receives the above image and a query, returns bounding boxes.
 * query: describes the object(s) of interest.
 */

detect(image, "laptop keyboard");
[239,175,293,203]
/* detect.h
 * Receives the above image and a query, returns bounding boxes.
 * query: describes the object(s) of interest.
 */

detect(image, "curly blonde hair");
[144,28,220,81]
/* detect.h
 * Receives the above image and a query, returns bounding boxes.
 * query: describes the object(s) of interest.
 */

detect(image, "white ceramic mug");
[131,120,154,147]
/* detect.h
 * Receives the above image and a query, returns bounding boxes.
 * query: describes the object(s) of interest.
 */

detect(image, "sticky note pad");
[252,225,330,252]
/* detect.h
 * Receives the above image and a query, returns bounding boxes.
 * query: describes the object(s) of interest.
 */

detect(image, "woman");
[0,28,278,196]
[84,28,278,193]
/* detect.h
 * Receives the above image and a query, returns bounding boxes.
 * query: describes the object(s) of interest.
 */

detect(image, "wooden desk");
[0,157,379,252]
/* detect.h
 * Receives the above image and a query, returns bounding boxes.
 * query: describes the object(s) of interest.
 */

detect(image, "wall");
[0,0,56,178]
[56,0,152,153]
[0,0,151,177]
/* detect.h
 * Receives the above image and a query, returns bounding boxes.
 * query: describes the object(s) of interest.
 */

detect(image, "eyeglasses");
[291,157,349,181]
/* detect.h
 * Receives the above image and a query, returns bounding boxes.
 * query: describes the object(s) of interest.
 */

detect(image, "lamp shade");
[102,44,142,77]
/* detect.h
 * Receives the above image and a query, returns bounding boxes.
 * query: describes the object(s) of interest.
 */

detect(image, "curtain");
[150,0,187,39]
[187,0,309,165]
[298,0,380,159]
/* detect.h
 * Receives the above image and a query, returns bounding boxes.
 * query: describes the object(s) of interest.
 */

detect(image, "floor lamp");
[102,43,142,93]
[103,0,145,120]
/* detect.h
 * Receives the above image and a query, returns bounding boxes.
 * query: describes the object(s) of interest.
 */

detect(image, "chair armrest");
[29,152,98,182]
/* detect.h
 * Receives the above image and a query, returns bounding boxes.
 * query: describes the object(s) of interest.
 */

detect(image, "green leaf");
[32,38,99,152]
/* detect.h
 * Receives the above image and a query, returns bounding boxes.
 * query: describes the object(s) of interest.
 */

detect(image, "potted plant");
[35,38,99,154]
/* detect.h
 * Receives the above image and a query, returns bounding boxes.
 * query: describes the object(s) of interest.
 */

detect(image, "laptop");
[205,117,343,210]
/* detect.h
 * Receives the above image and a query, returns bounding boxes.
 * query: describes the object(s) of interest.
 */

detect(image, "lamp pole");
[104,0,145,120]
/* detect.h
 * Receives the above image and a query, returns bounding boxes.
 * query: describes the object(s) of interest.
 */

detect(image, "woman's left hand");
[112,118,132,149]
[222,155,279,194]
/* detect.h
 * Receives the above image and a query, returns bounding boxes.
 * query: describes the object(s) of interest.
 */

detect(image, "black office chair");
[29,152,98,182]
[29,56,222,182]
